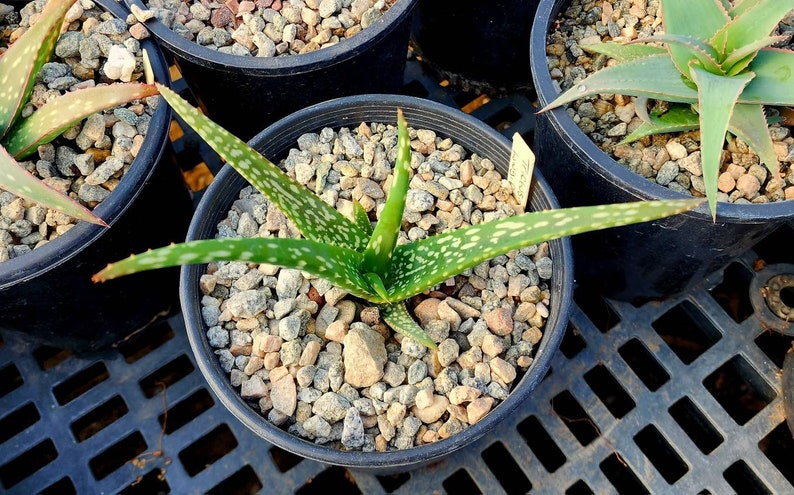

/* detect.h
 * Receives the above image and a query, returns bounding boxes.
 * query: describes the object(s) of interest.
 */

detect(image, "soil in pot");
[199,120,554,452]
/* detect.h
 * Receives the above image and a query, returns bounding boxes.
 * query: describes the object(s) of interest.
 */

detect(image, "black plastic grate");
[0,59,792,494]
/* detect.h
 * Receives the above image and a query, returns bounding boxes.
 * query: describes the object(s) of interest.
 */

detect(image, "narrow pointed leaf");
[689,65,754,219]
[540,56,698,112]
[580,42,666,63]
[0,0,77,138]
[729,103,779,178]
[741,49,794,105]
[728,0,753,17]
[712,0,794,57]
[352,200,373,235]
[661,0,729,78]
[0,144,104,225]
[93,236,380,300]
[386,199,703,301]
[156,84,368,250]
[379,302,437,350]
[3,83,159,158]
[723,36,787,74]
[621,105,701,144]
[361,109,411,275]
[631,34,724,74]
[364,272,390,301]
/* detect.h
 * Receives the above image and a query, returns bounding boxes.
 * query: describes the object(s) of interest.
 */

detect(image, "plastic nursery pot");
[180,94,573,471]
[529,0,794,304]
[0,0,193,353]
[411,0,538,93]
[122,0,418,141]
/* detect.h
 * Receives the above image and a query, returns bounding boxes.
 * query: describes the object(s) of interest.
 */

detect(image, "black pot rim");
[179,94,573,470]
[529,0,793,223]
[0,0,172,289]
[122,0,418,75]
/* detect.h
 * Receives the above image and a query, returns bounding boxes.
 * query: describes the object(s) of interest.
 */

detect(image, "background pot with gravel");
[410,0,539,94]
[120,0,418,140]
[530,0,794,303]
[0,0,192,352]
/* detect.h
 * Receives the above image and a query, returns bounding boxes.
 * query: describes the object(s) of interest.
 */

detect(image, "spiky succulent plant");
[0,0,159,225]
[542,0,794,218]
[94,84,701,348]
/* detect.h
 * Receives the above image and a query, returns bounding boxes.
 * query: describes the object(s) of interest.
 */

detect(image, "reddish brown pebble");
[210,6,234,27]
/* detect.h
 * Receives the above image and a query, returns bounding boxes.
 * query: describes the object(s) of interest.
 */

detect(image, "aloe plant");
[0,0,159,225]
[542,0,794,219]
[94,84,701,348]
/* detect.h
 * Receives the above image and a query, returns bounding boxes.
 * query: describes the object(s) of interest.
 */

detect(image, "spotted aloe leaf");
[385,199,704,301]
[352,200,373,235]
[3,83,159,158]
[580,42,666,63]
[155,83,368,251]
[0,0,76,138]
[0,145,103,225]
[379,302,437,350]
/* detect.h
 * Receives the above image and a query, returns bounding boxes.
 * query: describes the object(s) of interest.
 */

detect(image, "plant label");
[508,133,535,210]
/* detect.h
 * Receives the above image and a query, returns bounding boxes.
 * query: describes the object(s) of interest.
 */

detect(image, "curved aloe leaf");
[661,0,729,78]
[621,105,701,144]
[634,34,724,75]
[156,83,368,251]
[690,66,754,219]
[93,236,380,300]
[3,83,159,158]
[0,144,104,225]
[730,103,779,177]
[379,302,436,350]
[360,108,411,275]
[712,0,794,56]
[741,49,794,105]
[540,55,699,111]
[352,200,373,235]
[581,42,667,63]
[386,199,703,301]
[723,36,787,75]
[0,0,77,138]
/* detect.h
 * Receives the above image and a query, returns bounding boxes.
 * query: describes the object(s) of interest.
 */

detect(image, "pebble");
[343,324,387,387]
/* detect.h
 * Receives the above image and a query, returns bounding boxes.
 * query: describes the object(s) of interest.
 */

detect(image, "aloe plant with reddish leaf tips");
[94,85,702,349]
[541,0,794,219]
[0,0,159,225]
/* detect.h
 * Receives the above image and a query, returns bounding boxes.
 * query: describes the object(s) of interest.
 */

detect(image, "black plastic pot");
[529,0,794,304]
[411,0,538,93]
[123,0,417,140]
[180,94,572,471]
[0,0,193,353]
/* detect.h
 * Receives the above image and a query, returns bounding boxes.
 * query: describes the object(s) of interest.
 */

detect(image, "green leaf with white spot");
[3,83,159,158]
[379,302,437,350]
[385,199,703,301]
[352,200,373,235]
[0,0,76,138]
[0,144,104,225]
[156,83,368,251]
[93,236,380,300]
[360,108,411,276]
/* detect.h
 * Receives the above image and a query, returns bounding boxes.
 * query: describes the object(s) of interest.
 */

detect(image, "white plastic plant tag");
[507,132,535,210]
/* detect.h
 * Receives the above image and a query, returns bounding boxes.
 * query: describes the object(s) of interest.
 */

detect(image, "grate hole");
[754,332,792,369]
[566,480,594,495]
[483,106,522,132]
[723,461,772,495]
[401,80,430,99]
[709,263,755,323]
[32,345,73,370]
[600,453,649,494]
[452,91,483,110]
[781,286,794,307]
[71,395,129,442]
[618,339,670,391]
[633,424,688,484]
[759,422,794,487]
[552,390,599,446]
[0,439,58,488]
[40,477,76,495]
[207,465,263,495]
[179,424,238,477]
[162,388,215,434]
[652,301,721,364]
[442,469,482,495]
[89,431,147,480]
[583,364,635,419]
[139,355,195,398]
[560,323,587,359]
[0,402,40,444]
[574,290,620,333]
[376,472,411,493]
[752,224,794,265]
[482,442,532,495]
[0,363,23,398]
[270,445,303,473]
[297,466,362,495]
[668,397,723,454]
[119,468,170,494]
[703,355,776,425]
[518,415,566,472]
[117,320,176,364]
[52,361,109,405]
